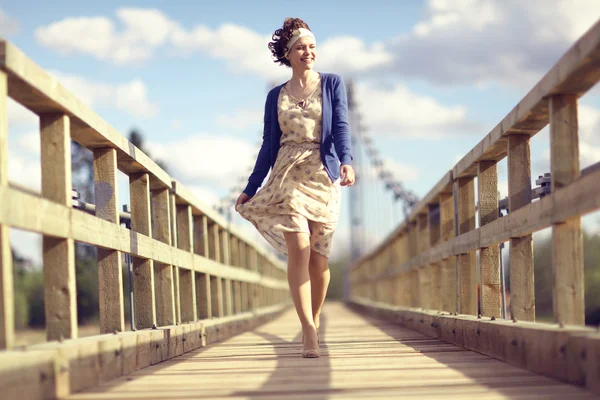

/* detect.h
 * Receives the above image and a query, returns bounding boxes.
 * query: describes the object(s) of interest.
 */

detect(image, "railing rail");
[0,38,288,349]
[349,19,600,394]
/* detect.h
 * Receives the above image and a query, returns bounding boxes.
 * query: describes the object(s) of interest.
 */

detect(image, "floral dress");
[237,80,341,258]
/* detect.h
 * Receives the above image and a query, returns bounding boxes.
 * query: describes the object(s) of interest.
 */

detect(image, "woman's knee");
[309,250,329,273]
[284,232,311,256]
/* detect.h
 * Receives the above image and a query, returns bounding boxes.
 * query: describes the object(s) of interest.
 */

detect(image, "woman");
[236,17,355,358]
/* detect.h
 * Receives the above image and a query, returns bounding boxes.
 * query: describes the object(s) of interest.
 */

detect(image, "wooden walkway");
[66,303,596,399]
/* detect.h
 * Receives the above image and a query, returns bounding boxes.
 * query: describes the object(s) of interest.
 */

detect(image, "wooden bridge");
[1,19,600,400]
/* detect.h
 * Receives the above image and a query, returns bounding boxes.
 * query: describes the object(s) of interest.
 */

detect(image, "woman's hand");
[340,164,355,187]
[235,192,251,211]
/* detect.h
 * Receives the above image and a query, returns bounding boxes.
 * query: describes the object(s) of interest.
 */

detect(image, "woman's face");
[287,36,317,71]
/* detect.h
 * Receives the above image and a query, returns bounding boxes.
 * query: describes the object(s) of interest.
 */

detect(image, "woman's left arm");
[331,76,353,166]
[332,76,355,186]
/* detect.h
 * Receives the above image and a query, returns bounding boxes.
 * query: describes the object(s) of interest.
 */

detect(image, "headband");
[285,28,316,57]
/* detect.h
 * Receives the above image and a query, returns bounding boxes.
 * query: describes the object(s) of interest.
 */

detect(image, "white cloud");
[171,24,392,80]
[35,8,177,65]
[356,82,480,138]
[15,131,40,155]
[7,99,38,130]
[215,108,263,131]
[383,158,420,181]
[185,184,221,208]
[35,9,392,79]
[49,72,159,118]
[146,135,257,188]
[384,0,600,87]
[8,153,41,192]
[0,9,19,36]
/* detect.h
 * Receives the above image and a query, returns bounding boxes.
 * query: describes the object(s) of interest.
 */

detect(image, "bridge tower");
[345,79,364,300]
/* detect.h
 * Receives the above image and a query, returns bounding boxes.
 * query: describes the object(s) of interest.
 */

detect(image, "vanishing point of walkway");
[65,303,595,399]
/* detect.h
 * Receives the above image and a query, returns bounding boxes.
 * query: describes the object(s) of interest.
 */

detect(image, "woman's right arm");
[242,92,272,198]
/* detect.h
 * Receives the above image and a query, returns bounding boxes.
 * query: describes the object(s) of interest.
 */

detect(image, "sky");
[2,0,600,265]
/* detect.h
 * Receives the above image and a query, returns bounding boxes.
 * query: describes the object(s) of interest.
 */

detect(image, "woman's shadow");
[231,314,332,399]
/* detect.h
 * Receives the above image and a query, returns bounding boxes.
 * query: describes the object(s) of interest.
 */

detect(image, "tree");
[128,128,169,173]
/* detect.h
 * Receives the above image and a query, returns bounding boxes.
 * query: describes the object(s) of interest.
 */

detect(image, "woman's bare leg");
[309,250,330,332]
[284,232,319,351]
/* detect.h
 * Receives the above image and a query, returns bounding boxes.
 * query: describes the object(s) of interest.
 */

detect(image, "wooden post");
[456,177,477,315]
[129,173,156,329]
[408,221,418,307]
[230,236,239,267]
[508,135,535,321]
[478,161,502,318]
[429,204,442,311]
[194,215,211,319]
[220,231,233,316]
[152,188,176,326]
[241,281,249,312]
[550,94,584,325]
[239,242,247,269]
[233,281,242,314]
[209,223,223,317]
[196,274,212,319]
[440,192,456,313]
[0,72,14,348]
[170,193,181,325]
[177,204,197,323]
[41,114,78,340]
[194,215,209,258]
[94,148,125,333]
[417,213,430,309]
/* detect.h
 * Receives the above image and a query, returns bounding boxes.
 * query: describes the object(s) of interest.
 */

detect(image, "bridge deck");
[67,303,595,399]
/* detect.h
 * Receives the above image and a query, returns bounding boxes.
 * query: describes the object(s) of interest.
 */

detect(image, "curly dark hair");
[268,18,312,67]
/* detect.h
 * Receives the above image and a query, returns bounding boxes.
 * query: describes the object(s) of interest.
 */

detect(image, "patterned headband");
[285,28,316,57]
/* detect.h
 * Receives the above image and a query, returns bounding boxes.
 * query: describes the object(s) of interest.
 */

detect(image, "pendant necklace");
[289,73,315,109]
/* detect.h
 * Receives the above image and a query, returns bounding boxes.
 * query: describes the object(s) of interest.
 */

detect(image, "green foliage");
[534,230,600,325]
[75,244,99,324]
[327,258,347,299]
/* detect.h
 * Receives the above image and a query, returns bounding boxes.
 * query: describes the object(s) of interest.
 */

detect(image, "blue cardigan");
[243,72,353,197]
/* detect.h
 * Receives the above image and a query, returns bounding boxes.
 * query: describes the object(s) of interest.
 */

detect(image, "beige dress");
[237,81,341,258]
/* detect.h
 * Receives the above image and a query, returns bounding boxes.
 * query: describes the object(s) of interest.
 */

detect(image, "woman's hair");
[268,18,311,67]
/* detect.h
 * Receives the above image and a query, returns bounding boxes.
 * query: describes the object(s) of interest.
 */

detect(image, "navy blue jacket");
[243,72,353,197]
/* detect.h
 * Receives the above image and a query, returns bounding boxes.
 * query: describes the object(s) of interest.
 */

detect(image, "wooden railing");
[349,20,600,394]
[0,39,289,398]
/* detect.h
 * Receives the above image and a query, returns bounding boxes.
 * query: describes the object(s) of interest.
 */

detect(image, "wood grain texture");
[40,113,78,341]
[478,161,502,318]
[94,148,124,333]
[550,94,584,326]
[211,275,224,318]
[0,71,13,349]
[193,215,209,257]
[1,305,288,400]
[224,279,234,316]
[65,302,597,400]
[233,281,242,314]
[456,178,477,316]
[176,205,196,323]
[0,185,290,289]
[151,189,175,327]
[353,299,600,396]
[195,273,212,319]
[508,135,535,322]
[129,173,155,329]
[1,40,172,190]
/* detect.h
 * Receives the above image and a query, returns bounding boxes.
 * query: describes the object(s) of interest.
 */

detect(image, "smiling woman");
[235,17,355,359]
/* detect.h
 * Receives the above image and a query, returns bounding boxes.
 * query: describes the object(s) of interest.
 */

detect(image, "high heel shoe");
[302,330,320,358]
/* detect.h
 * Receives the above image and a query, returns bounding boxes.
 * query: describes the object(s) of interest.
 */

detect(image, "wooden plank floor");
[67,302,596,399]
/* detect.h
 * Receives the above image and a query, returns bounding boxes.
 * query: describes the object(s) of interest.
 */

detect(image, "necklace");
[288,73,317,109]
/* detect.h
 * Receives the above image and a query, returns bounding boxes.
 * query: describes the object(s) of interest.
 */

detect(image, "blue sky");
[3,1,600,263]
